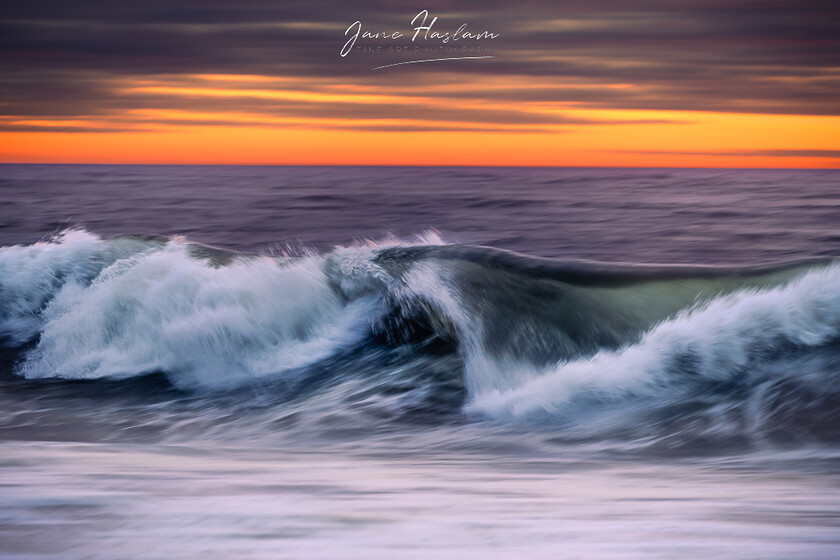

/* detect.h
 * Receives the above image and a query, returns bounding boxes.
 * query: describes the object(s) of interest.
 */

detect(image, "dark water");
[3,164,839,262]
[1,165,839,559]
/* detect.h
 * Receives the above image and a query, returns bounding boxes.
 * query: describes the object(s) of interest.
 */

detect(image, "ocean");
[1,165,839,559]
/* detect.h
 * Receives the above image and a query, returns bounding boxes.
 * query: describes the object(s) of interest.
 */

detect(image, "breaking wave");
[1,229,838,446]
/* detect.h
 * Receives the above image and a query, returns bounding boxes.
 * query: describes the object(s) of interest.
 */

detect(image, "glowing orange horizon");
[2,74,838,168]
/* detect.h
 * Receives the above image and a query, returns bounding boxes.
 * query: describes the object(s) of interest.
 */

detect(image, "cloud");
[618,149,840,159]
[1,1,839,131]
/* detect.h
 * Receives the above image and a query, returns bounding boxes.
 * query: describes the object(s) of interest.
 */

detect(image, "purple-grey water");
[1,165,839,558]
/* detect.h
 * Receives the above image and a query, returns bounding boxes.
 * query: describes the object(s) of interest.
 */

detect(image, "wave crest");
[1,230,838,444]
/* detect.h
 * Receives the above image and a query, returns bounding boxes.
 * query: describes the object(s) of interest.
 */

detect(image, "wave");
[1,230,838,444]
[470,262,840,440]
[0,230,385,388]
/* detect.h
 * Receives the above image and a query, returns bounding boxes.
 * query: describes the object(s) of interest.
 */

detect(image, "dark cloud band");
[1,1,839,129]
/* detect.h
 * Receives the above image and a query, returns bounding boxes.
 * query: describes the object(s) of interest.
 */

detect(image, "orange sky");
[3,4,839,167]
[2,74,839,168]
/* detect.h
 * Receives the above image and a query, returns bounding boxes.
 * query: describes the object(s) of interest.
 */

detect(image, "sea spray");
[1,230,838,444]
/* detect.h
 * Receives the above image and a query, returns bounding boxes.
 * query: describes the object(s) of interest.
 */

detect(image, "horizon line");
[1,162,837,171]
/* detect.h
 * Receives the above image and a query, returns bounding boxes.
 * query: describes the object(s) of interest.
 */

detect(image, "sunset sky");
[1,1,838,167]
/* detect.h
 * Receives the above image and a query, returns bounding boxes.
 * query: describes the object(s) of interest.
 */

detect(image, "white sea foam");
[397,260,541,395]
[0,230,143,345]
[470,263,840,420]
[2,232,379,389]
